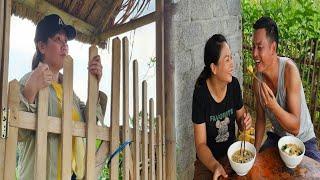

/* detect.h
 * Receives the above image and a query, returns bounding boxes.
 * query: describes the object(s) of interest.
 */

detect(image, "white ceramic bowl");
[278,136,305,168]
[227,141,256,176]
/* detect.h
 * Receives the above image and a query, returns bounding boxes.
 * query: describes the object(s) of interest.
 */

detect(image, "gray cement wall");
[164,0,243,179]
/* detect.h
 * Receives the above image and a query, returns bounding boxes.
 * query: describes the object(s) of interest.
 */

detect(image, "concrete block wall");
[164,0,242,179]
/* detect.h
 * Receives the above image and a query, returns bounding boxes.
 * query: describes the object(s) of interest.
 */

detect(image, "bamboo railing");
[1,37,165,180]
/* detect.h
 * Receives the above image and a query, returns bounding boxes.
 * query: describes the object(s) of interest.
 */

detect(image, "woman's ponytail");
[195,66,212,88]
[32,49,43,70]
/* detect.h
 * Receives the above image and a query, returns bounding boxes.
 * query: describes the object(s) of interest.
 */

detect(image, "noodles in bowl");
[232,149,255,163]
[278,136,305,168]
[281,143,303,156]
[227,141,256,176]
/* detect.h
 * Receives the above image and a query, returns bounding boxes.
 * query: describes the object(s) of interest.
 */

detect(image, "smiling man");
[252,16,320,162]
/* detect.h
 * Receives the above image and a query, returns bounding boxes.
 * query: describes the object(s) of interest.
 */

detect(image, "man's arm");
[260,61,301,135]
[275,61,301,135]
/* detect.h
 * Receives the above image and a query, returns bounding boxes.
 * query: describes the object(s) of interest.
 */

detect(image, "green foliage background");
[241,0,320,138]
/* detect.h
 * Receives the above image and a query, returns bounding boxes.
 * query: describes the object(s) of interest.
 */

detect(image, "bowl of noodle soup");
[227,141,256,176]
[278,136,305,168]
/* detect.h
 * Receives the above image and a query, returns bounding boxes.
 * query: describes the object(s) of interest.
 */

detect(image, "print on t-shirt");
[215,117,230,142]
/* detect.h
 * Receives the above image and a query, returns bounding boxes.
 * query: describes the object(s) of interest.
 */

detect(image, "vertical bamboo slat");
[142,81,148,180]
[156,116,162,180]
[302,41,311,79]
[34,87,49,180]
[122,37,131,180]
[162,116,166,179]
[4,80,19,180]
[61,56,73,179]
[110,38,121,180]
[133,60,140,180]
[306,41,314,84]
[310,41,319,122]
[86,45,99,180]
[149,99,155,180]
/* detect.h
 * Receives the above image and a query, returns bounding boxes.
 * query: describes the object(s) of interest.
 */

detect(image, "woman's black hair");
[32,48,45,70]
[195,34,227,87]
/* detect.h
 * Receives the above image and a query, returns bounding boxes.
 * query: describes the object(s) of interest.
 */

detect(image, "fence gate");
[0,36,166,180]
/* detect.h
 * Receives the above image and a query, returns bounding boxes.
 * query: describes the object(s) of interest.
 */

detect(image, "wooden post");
[122,37,132,180]
[163,1,176,178]
[133,60,140,180]
[61,56,73,180]
[86,45,99,180]
[34,87,49,180]
[156,0,166,178]
[156,116,162,180]
[0,0,10,110]
[0,0,11,177]
[110,37,121,180]
[142,81,148,180]
[149,99,155,180]
[0,0,6,177]
[4,80,19,180]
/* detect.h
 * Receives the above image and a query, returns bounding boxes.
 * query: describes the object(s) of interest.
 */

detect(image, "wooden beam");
[155,0,167,179]
[10,111,152,145]
[162,0,176,178]
[98,12,158,41]
[10,111,111,140]
[86,45,99,180]
[0,0,4,65]
[0,0,6,178]
[0,0,11,137]
[1,0,12,178]
[13,0,96,37]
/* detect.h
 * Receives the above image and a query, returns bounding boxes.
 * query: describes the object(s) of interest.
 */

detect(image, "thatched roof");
[12,0,152,48]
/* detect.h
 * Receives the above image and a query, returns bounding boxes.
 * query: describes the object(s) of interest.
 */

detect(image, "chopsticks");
[243,122,246,157]
[246,66,263,83]
[241,109,247,158]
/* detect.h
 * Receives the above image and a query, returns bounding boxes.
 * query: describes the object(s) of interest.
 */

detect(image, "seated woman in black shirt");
[192,34,252,180]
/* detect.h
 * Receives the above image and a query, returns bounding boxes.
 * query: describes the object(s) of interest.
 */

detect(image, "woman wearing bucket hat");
[17,14,106,179]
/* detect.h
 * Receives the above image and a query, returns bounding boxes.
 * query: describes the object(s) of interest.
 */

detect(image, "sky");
[8,1,156,126]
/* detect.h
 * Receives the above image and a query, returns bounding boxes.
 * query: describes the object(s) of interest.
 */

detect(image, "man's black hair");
[253,16,279,48]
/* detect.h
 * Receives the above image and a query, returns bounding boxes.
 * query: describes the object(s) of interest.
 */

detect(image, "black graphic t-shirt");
[192,77,243,159]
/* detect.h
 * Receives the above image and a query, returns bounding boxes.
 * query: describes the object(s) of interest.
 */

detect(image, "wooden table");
[221,148,320,179]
